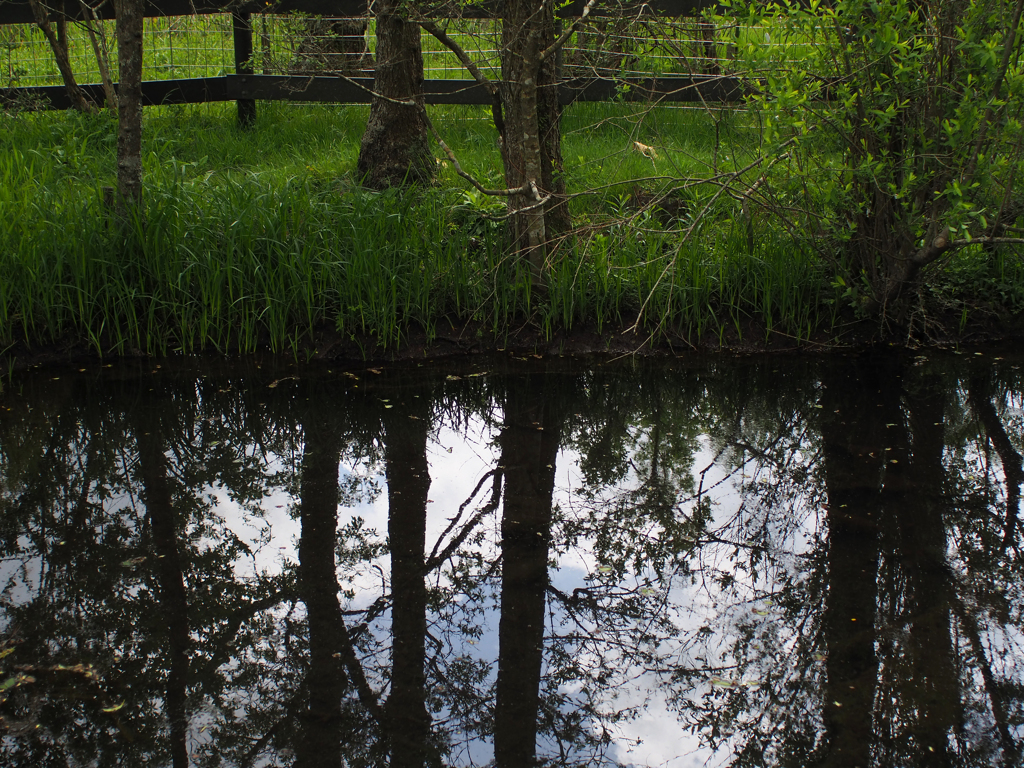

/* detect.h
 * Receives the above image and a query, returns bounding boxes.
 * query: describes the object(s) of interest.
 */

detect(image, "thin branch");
[286,73,415,107]
[949,236,1024,247]
[27,0,95,113]
[627,143,797,333]
[418,18,505,137]
[539,0,599,63]
[419,20,494,93]
[77,0,117,111]
[427,119,533,197]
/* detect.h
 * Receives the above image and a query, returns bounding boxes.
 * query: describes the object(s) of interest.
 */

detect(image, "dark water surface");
[1,352,1022,767]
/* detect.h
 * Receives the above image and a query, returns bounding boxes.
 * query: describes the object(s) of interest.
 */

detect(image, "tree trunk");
[500,0,569,285]
[28,0,95,113]
[357,0,432,189]
[290,17,372,75]
[114,0,144,208]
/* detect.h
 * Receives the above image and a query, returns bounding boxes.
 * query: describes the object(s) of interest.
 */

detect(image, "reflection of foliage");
[1,357,1023,766]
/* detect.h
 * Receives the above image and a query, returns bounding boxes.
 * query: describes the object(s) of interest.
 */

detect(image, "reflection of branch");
[202,588,296,678]
[546,584,600,629]
[950,589,1018,764]
[426,469,502,572]
[969,377,1023,551]
[337,612,385,725]
[239,713,290,768]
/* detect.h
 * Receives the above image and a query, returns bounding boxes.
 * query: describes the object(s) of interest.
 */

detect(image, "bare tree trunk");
[500,0,568,286]
[290,17,372,75]
[357,0,432,189]
[28,0,96,113]
[114,0,144,208]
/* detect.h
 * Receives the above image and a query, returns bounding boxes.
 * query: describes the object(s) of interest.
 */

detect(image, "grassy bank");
[1,101,1018,359]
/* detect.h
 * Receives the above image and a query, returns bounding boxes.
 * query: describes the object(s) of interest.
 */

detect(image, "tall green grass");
[0,101,845,356]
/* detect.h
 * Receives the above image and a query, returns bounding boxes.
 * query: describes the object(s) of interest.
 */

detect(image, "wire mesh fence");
[1,13,770,90]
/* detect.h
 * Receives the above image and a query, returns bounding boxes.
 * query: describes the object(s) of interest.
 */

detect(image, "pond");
[0,351,1021,767]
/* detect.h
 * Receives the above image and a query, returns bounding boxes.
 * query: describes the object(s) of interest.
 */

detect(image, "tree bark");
[114,0,144,208]
[500,0,569,284]
[28,0,96,113]
[357,0,432,189]
[290,17,372,75]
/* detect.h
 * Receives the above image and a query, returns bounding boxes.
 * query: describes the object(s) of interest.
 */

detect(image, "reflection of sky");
[0,411,818,766]
[0,535,44,619]
[4,384,1023,767]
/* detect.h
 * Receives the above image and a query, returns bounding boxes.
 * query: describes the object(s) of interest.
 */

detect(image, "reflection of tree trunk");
[494,375,562,768]
[950,593,1018,766]
[899,374,959,765]
[878,372,959,766]
[296,411,346,768]
[814,361,890,768]
[969,375,1023,551]
[133,398,189,768]
[383,396,433,767]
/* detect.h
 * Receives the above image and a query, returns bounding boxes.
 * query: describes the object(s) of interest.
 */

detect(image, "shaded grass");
[0,101,847,356]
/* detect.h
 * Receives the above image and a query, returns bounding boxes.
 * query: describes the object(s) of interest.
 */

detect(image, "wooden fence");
[0,0,742,120]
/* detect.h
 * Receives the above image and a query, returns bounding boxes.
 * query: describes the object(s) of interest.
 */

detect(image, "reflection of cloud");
[604,682,712,768]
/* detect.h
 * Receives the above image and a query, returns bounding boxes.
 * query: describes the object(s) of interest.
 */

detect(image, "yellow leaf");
[633,141,660,159]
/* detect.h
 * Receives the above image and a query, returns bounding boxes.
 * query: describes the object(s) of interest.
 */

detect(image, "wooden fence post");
[233,11,256,128]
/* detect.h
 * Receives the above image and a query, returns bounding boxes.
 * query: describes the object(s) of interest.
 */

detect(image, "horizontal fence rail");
[6,74,742,108]
[0,0,720,25]
[0,0,748,115]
